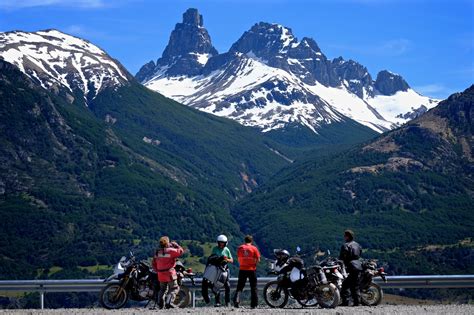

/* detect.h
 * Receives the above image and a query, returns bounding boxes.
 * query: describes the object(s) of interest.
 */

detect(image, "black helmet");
[274,249,290,261]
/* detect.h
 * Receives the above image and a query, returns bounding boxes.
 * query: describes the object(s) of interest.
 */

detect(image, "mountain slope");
[138,9,439,137]
[0,29,297,278]
[0,30,131,102]
[232,85,473,274]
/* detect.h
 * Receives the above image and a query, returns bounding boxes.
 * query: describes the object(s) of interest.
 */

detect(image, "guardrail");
[1,275,473,309]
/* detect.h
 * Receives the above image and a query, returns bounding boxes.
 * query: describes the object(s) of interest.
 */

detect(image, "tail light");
[187,268,193,273]
[332,268,337,273]
[379,267,384,273]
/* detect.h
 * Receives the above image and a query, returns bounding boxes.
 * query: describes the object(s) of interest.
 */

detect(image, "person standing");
[339,229,363,306]
[202,234,233,307]
[233,235,260,308]
[152,236,184,309]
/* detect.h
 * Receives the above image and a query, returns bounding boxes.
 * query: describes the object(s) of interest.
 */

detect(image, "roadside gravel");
[1,305,473,315]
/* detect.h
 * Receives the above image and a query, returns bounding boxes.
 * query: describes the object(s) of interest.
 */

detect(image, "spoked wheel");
[263,280,289,308]
[361,283,383,306]
[296,294,319,307]
[174,285,191,308]
[316,283,340,309]
[99,283,129,309]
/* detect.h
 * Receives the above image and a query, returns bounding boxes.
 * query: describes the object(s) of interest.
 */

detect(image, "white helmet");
[217,234,228,243]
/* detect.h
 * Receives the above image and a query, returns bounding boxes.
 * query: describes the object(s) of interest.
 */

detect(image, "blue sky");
[0,0,473,99]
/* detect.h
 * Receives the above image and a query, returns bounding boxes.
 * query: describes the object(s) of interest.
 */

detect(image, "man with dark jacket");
[233,235,260,308]
[339,229,362,306]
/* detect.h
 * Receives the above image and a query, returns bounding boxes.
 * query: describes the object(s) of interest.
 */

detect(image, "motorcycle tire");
[316,283,340,309]
[99,283,129,309]
[361,283,383,306]
[174,285,191,308]
[296,294,319,307]
[263,280,289,308]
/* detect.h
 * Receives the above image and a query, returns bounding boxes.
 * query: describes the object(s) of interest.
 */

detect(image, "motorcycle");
[99,251,195,309]
[359,259,387,306]
[316,251,347,293]
[263,248,340,308]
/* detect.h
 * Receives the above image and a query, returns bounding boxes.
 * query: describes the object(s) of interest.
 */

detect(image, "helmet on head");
[274,249,290,262]
[217,234,228,244]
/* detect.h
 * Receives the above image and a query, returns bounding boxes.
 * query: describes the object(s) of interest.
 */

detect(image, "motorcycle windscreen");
[114,262,125,275]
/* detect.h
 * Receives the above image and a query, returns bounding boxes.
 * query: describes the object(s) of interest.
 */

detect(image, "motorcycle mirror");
[119,256,126,262]
[129,250,134,258]
[327,249,331,256]
[296,246,301,253]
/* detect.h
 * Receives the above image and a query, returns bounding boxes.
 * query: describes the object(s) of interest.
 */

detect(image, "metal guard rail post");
[0,275,473,309]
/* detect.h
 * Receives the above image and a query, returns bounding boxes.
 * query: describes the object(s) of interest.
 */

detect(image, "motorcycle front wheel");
[174,285,191,308]
[361,283,383,306]
[99,283,129,309]
[263,280,289,308]
[316,283,340,309]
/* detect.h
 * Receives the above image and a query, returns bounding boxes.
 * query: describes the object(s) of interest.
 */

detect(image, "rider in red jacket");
[152,236,184,309]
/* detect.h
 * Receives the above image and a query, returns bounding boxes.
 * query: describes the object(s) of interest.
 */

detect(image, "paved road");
[1,305,473,315]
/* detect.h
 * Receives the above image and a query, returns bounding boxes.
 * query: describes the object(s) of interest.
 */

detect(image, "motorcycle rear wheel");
[100,283,129,309]
[316,283,340,309]
[174,285,191,308]
[361,283,383,306]
[263,280,289,308]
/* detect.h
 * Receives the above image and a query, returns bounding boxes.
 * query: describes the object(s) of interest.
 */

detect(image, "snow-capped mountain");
[0,29,130,102]
[138,8,439,134]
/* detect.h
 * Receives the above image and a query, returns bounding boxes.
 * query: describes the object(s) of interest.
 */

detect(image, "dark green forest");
[0,58,473,307]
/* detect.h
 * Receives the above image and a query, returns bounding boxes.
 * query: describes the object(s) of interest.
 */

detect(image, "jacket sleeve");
[339,244,348,261]
[168,245,184,258]
[151,256,158,272]
[255,247,261,261]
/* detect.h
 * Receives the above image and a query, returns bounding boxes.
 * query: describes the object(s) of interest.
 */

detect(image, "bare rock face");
[375,70,410,96]
[136,8,218,80]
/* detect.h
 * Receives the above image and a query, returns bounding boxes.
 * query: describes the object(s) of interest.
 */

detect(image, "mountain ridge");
[138,8,439,135]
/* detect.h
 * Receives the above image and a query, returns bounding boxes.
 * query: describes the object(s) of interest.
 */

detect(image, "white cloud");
[0,0,116,10]
[413,83,459,99]
[414,84,447,95]
[377,39,412,56]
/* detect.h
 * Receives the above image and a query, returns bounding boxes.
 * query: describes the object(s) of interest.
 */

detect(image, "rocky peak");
[230,22,298,60]
[287,37,323,60]
[375,70,410,96]
[135,60,155,83]
[161,8,217,61]
[332,57,374,98]
[182,8,204,27]
[136,8,218,81]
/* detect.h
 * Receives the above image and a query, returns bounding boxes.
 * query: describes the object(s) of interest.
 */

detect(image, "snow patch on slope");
[0,29,128,100]
[144,55,395,133]
[366,89,440,125]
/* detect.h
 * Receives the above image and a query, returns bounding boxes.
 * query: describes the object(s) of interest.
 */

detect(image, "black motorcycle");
[359,259,387,306]
[263,248,340,308]
[99,251,195,309]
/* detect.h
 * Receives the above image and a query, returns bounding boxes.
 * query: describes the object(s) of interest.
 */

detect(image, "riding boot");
[215,291,221,306]
[233,290,241,308]
[201,280,211,304]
